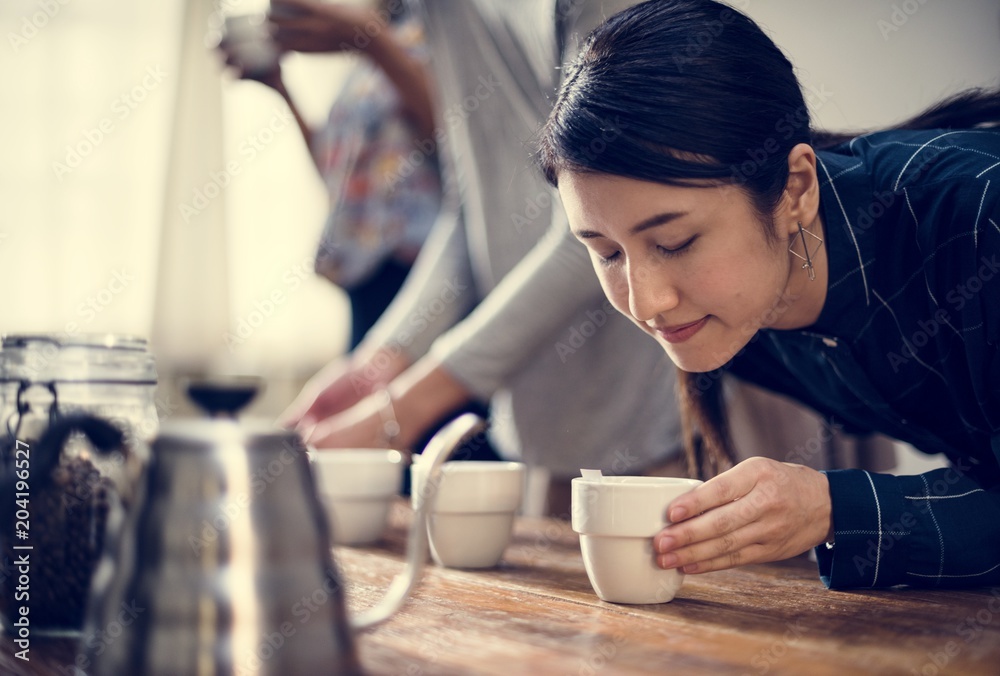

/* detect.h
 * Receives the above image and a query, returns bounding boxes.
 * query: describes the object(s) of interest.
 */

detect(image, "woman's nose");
[627,259,677,322]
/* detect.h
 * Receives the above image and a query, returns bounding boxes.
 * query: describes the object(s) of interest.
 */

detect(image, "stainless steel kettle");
[80,379,483,675]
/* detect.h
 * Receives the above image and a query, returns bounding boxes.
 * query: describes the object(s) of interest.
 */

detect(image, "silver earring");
[788,221,823,281]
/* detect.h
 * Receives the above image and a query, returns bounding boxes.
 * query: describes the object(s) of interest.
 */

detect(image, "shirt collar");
[809,146,876,339]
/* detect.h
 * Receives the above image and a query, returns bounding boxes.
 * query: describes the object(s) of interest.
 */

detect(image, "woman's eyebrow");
[574,211,688,239]
[630,211,687,234]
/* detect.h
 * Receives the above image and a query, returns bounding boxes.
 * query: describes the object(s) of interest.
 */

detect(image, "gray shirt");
[366,0,682,478]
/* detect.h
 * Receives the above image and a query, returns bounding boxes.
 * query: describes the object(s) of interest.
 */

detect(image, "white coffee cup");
[311,449,407,545]
[411,460,526,569]
[223,13,279,75]
[571,476,703,604]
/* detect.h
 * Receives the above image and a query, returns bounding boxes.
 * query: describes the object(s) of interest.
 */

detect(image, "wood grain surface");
[4,501,999,675]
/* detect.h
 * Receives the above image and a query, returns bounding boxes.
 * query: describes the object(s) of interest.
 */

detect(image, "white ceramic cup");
[411,460,526,568]
[571,476,703,604]
[310,449,406,545]
[223,14,279,75]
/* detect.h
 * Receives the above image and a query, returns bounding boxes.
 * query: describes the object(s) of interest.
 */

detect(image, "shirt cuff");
[815,469,912,589]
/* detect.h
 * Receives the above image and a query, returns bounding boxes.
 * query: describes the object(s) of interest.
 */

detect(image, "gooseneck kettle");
[81,379,484,675]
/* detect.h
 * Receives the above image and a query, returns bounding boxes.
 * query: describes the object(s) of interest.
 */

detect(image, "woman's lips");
[654,316,709,344]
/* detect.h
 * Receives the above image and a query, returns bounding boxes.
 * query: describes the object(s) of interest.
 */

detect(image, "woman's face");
[559,171,799,373]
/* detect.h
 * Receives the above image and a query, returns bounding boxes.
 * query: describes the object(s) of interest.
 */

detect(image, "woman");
[222,0,440,348]
[539,0,1000,588]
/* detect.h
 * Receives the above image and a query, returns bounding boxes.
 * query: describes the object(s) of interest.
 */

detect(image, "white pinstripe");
[903,488,984,500]
[894,131,969,191]
[908,561,1000,579]
[858,471,883,587]
[920,475,945,580]
[872,290,944,379]
[974,180,991,248]
[858,137,1000,165]
[826,162,863,183]
[904,187,919,230]
[977,160,1000,178]
[991,218,1000,235]
[818,154,870,305]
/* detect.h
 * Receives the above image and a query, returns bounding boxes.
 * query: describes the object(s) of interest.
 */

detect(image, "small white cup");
[223,14,279,75]
[411,460,526,569]
[311,449,406,545]
[571,476,703,604]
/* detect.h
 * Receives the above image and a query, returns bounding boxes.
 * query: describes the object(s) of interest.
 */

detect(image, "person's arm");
[817,463,1000,588]
[304,204,623,450]
[270,0,435,140]
[216,45,319,171]
[427,205,605,399]
[271,79,319,172]
[281,200,476,433]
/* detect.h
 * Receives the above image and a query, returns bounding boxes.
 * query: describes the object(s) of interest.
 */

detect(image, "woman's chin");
[661,344,736,373]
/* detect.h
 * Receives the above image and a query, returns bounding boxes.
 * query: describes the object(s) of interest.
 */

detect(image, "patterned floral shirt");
[313,19,441,288]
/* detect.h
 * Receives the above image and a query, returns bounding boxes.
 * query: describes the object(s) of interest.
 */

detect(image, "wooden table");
[5,502,1000,674]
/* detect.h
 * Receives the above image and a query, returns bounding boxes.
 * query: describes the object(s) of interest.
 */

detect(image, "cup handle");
[350,413,486,631]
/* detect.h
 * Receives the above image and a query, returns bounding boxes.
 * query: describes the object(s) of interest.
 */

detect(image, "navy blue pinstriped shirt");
[726,128,1000,589]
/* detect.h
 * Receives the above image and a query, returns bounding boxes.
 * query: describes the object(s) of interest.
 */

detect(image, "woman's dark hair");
[538,0,1000,479]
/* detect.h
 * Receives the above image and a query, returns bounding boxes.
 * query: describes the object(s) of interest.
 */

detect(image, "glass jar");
[0,333,158,635]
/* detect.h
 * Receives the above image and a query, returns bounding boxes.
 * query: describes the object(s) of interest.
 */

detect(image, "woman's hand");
[302,357,474,451]
[302,391,391,449]
[277,346,410,431]
[653,457,833,574]
[216,36,285,91]
[269,0,384,54]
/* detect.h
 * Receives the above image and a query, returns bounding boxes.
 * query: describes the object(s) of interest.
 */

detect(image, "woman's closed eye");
[659,236,696,258]
[595,236,695,266]
[597,250,621,266]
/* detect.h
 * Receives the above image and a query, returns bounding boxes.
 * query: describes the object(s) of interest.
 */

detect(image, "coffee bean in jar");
[0,333,156,635]
[1,454,117,629]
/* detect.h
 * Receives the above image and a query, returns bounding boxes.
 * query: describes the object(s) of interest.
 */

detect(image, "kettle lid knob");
[184,376,262,419]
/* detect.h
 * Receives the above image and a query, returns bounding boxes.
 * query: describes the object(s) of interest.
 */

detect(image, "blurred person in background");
[221,0,440,349]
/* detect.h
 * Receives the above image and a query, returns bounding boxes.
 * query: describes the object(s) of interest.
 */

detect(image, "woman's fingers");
[665,457,765,523]
[653,458,833,574]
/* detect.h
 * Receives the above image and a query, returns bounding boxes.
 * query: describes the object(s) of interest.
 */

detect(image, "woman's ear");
[780,143,820,236]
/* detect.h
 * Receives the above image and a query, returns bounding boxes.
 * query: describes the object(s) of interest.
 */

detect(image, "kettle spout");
[351,413,487,631]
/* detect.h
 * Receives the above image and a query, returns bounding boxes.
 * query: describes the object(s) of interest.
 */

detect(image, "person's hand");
[217,37,285,94]
[302,392,390,449]
[300,357,475,452]
[269,0,385,54]
[653,457,833,574]
[276,346,410,431]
